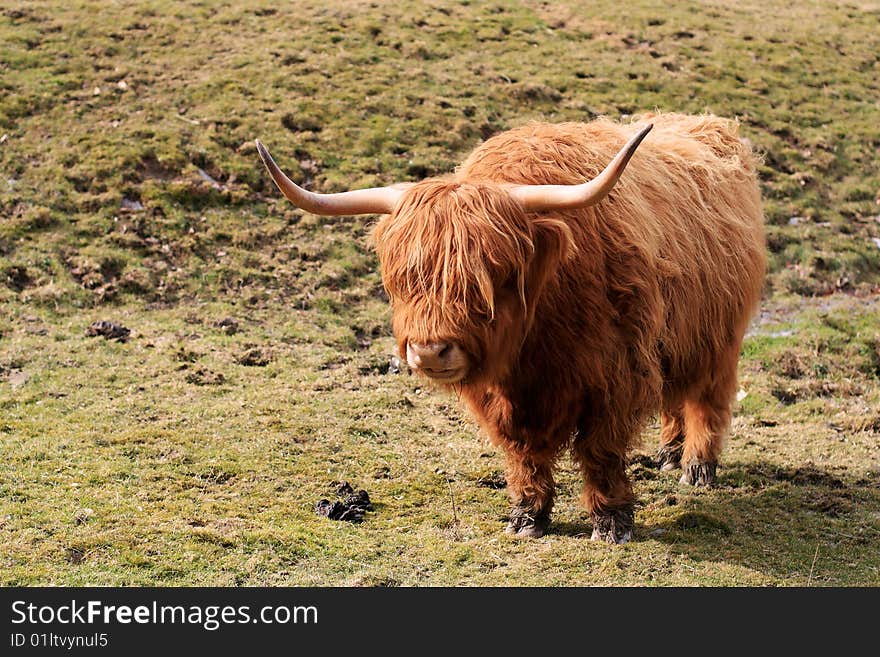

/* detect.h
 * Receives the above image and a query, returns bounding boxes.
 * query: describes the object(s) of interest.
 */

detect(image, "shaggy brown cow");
[256,113,765,543]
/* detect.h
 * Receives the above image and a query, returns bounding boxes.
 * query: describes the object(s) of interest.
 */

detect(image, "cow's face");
[255,126,649,383]
[374,181,574,385]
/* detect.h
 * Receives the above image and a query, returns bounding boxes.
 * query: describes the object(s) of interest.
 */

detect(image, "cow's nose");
[406,341,453,371]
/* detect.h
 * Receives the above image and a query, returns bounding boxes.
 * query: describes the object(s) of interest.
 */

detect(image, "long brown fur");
[374,113,765,525]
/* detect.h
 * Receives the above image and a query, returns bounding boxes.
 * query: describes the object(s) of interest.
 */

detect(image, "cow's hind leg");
[679,346,739,486]
[657,407,685,471]
[573,415,637,544]
[502,447,555,538]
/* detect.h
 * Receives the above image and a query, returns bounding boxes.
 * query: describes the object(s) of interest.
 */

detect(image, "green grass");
[1,0,879,586]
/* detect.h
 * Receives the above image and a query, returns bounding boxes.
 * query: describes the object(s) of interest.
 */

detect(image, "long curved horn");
[255,139,405,215]
[510,123,653,212]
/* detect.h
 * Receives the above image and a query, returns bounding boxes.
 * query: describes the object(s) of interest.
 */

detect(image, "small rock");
[120,197,144,212]
[788,216,803,226]
[74,508,94,525]
[871,237,880,250]
[388,355,403,374]
[7,370,28,389]
[649,528,667,537]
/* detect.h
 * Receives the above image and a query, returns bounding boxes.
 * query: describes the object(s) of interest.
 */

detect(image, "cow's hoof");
[679,460,717,486]
[590,506,634,544]
[505,505,551,538]
[656,443,682,471]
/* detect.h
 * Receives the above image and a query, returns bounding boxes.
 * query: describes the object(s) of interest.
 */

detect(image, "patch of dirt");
[185,368,225,386]
[315,482,373,523]
[202,469,236,484]
[64,547,85,564]
[353,327,374,350]
[3,265,32,291]
[173,346,200,363]
[66,255,124,301]
[771,386,799,404]
[281,113,322,133]
[85,320,130,341]
[213,317,239,334]
[804,492,852,517]
[136,153,177,182]
[775,350,805,378]
[476,471,507,489]
[320,355,349,370]
[236,347,270,367]
[509,82,562,103]
[358,354,405,376]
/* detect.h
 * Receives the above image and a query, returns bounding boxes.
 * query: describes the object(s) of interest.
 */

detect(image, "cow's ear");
[528,217,576,289]
[520,217,576,328]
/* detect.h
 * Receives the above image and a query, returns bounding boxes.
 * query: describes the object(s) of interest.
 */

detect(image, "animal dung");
[85,320,130,341]
[315,482,373,523]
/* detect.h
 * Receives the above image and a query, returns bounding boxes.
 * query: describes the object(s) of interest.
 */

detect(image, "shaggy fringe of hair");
[374,182,574,343]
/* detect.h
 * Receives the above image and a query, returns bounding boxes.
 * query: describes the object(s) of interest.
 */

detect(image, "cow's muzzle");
[406,341,469,383]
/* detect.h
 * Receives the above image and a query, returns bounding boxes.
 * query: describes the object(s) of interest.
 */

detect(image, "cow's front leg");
[574,415,638,544]
[464,386,573,539]
[502,447,555,538]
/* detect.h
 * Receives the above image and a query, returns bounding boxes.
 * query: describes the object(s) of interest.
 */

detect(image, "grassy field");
[1,0,878,586]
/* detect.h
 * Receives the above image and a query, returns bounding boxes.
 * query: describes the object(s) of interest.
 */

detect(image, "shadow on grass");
[549,461,879,583]
[652,461,879,583]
